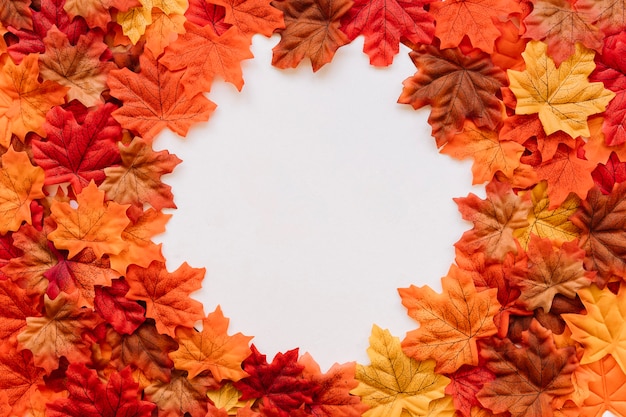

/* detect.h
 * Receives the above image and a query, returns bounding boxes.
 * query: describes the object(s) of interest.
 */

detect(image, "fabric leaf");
[144,370,212,417]
[211,0,284,36]
[578,355,626,417]
[94,278,146,335]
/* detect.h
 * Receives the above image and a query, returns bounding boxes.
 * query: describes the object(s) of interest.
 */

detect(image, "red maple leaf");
[94,278,145,335]
[186,0,231,34]
[445,365,495,417]
[591,152,626,194]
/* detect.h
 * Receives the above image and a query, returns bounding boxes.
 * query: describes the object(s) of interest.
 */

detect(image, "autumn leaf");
[186,1,231,33]
[0,53,68,141]
[339,0,434,66]
[94,278,146,335]
[17,292,99,373]
[211,0,284,37]
[100,136,181,211]
[48,181,130,259]
[170,306,252,381]
[430,0,521,53]
[108,48,216,140]
[271,0,352,72]
[0,147,45,234]
[577,0,626,34]
[63,0,139,28]
[445,366,495,417]
[125,261,205,337]
[144,9,187,56]
[507,41,615,138]
[161,22,253,92]
[0,348,46,417]
[591,152,626,194]
[440,121,525,184]
[116,0,153,44]
[477,320,578,417]
[500,114,576,161]
[578,355,626,417]
[398,43,507,147]
[0,0,33,30]
[32,103,122,193]
[399,265,500,373]
[351,325,449,417]
[46,364,155,417]
[0,279,40,346]
[454,180,531,261]
[563,284,626,374]
[144,369,213,417]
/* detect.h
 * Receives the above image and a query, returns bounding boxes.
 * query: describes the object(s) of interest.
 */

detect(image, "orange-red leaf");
[211,0,284,36]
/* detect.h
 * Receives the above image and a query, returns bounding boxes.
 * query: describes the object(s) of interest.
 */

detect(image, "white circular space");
[154,35,481,370]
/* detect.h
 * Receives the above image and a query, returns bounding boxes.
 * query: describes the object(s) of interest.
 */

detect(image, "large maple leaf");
[477,320,578,417]
[398,43,507,147]
[47,364,155,417]
[32,103,122,193]
[430,0,521,53]
[108,48,216,140]
[0,147,45,234]
[507,41,615,138]
[161,22,253,92]
[125,261,205,337]
[563,284,626,374]
[100,136,181,210]
[454,180,531,261]
[339,0,434,66]
[170,306,252,381]
[0,54,67,141]
[399,265,500,374]
[211,0,285,37]
[48,181,130,259]
[578,355,626,417]
[271,0,352,72]
[351,325,449,417]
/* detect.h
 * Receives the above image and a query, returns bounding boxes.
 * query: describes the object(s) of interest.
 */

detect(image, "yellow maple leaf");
[48,181,130,258]
[351,325,449,417]
[207,383,247,416]
[563,285,626,374]
[0,147,45,234]
[508,41,615,138]
[117,0,187,44]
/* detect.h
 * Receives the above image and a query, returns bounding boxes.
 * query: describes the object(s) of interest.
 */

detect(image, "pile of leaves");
[1,0,626,415]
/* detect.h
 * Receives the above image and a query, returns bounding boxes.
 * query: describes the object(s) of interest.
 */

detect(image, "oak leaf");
[507,41,615,138]
[351,325,449,417]
[211,0,284,37]
[48,181,130,259]
[339,0,434,66]
[125,261,205,337]
[430,0,521,53]
[477,320,578,417]
[144,369,213,417]
[32,103,122,193]
[0,147,45,234]
[399,265,500,373]
[454,180,531,261]
[108,48,216,140]
[94,278,146,335]
[100,136,181,210]
[578,355,626,417]
[271,0,352,72]
[398,44,507,147]
[563,284,626,374]
[170,306,252,381]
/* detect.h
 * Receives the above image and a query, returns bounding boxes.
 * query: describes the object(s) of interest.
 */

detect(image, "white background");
[155,35,482,370]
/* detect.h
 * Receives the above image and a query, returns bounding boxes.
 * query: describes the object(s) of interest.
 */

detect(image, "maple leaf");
[592,152,626,194]
[207,383,249,416]
[577,0,626,34]
[399,265,500,374]
[170,306,252,381]
[100,137,181,210]
[500,114,576,161]
[47,364,155,417]
[94,278,146,335]
[211,0,284,37]
[144,369,213,417]
[563,284,626,374]
[513,182,581,250]
[351,325,449,417]
[0,146,45,234]
[0,233,22,281]
[507,41,615,138]
[110,320,178,383]
[569,182,626,285]
[0,279,39,346]
[125,261,205,337]
[339,0,434,66]
[578,355,626,416]
[430,0,521,53]
[0,348,47,417]
[454,180,531,261]
[108,48,216,140]
[17,292,99,373]
[398,43,507,147]
[0,54,68,141]
[445,366,495,417]
[161,22,253,92]
[32,103,122,193]
[271,0,352,72]
[116,0,153,44]
[63,0,139,28]
[48,181,130,259]
[440,121,525,184]
[186,1,231,34]
[0,0,33,30]
[145,9,187,56]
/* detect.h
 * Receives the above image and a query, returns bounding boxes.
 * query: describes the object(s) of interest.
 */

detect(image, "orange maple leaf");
[144,9,186,56]
[211,0,284,36]
[125,261,206,337]
[48,181,130,259]
[399,265,500,373]
[578,355,626,417]
[144,370,212,417]
[170,306,252,381]
[0,147,45,234]
[108,48,216,140]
